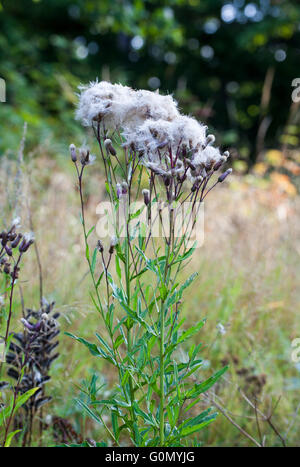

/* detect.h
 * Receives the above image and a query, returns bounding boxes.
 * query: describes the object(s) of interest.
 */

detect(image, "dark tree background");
[0,0,299,166]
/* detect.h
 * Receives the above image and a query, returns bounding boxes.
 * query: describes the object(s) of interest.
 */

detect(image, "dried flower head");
[19,231,35,253]
[69,143,77,162]
[109,235,118,254]
[104,138,117,156]
[79,147,96,166]
[12,217,21,229]
[142,189,150,206]
[76,81,179,131]
[5,300,59,434]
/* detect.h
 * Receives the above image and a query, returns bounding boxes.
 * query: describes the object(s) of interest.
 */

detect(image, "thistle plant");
[0,219,34,348]
[4,299,59,446]
[69,81,232,447]
[0,218,37,446]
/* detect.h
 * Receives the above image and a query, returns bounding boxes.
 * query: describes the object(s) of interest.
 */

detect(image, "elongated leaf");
[76,399,102,424]
[14,387,40,413]
[4,429,21,447]
[65,332,100,356]
[91,248,97,274]
[185,366,228,399]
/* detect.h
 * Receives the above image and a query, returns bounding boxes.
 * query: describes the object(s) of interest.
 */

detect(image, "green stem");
[159,206,173,446]
[159,300,166,446]
[125,204,138,443]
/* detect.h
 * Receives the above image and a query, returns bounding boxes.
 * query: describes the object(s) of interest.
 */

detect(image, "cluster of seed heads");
[0,219,34,280]
[71,82,233,208]
[97,236,118,256]
[5,299,59,416]
[69,144,96,166]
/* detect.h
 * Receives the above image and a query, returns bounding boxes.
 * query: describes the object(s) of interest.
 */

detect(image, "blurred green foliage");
[0,0,299,162]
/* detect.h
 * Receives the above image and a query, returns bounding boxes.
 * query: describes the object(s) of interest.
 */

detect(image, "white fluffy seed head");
[110,235,118,247]
[76,81,225,187]
[75,81,179,131]
[124,115,207,164]
[76,81,134,128]
[12,217,21,228]
[192,145,222,168]
[23,232,35,243]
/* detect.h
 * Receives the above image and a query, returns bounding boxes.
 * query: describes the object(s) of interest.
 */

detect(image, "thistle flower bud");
[97,239,104,253]
[109,236,118,255]
[213,156,226,172]
[223,151,230,159]
[69,143,77,162]
[184,158,196,171]
[116,183,122,199]
[12,217,21,229]
[11,233,22,248]
[5,245,12,256]
[0,232,7,246]
[163,175,171,186]
[218,168,232,183]
[156,140,168,149]
[142,189,150,206]
[206,134,215,146]
[21,318,42,332]
[191,182,198,192]
[79,147,96,166]
[19,232,35,253]
[121,182,128,195]
[104,139,116,156]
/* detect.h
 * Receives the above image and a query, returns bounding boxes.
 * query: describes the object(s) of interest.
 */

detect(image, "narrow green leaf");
[4,429,21,447]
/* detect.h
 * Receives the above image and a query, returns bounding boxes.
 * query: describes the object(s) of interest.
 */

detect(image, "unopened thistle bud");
[5,245,12,257]
[142,189,150,206]
[213,156,226,172]
[116,183,122,199]
[218,168,232,183]
[156,140,168,149]
[109,235,118,254]
[191,182,198,193]
[163,174,171,186]
[21,318,42,332]
[69,144,77,162]
[104,139,116,156]
[97,239,104,253]
[184,158,196,171]
[11,233,22,248]
[205,134,215,146]
[121,182,128,195]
